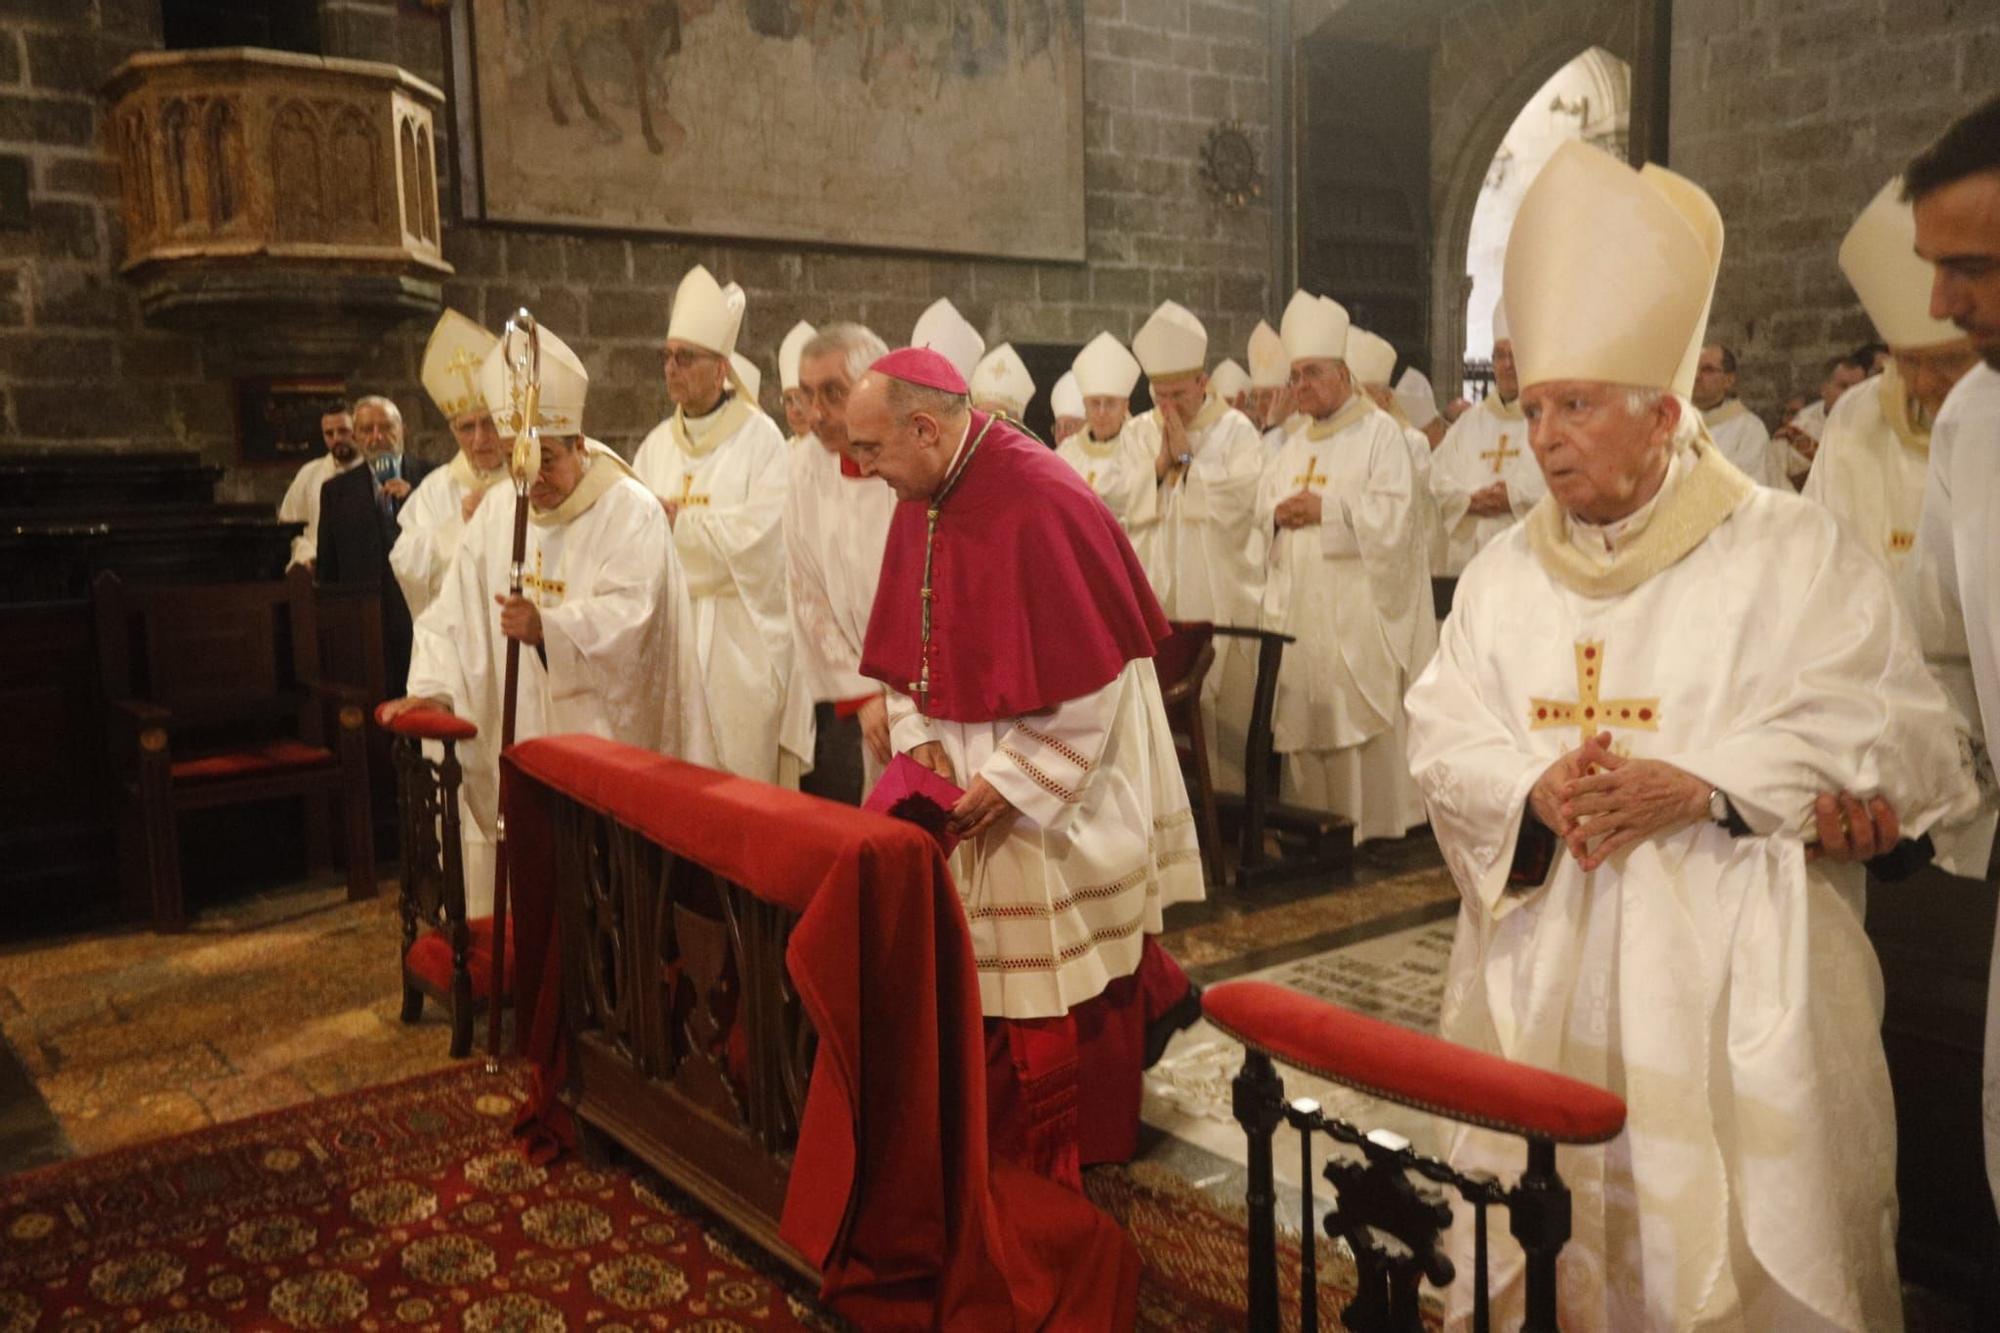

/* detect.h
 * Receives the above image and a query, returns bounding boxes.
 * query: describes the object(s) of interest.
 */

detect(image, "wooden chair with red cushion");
[376,702,508,1058]
[92,568,375,930]
[1154,620,1226,887]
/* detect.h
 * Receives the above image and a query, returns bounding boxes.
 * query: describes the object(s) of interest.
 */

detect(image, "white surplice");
[389,454,503,621]
[1128,394,1267,791]
[1704,399,1786,488]
[407,455,716,916]
[1914,360,2000,1226]
[633,397,797,784]
[1428,394,1546,575]
[1055,427,1160,539]
[277,453,360,569]
[784,431,896,789]
[1408,441,1977,1331]
[887,658,1203,1019]
[1259,398,1431,842]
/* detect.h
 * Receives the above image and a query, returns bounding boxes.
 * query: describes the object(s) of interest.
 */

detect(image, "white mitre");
[1840,177,1963,351]
[1395,366,1440,428]
[970,342,1035,417]
[1051,370,1084,421]
[1073,331,1142,399]
[1346,328,1397,387]
[1247,320,1287,389]
[1503,140,1723,396]
[730,351,763,404]
[1280,289,1350,363]
[1491,300,1510,345]
[1209,358,1251,402]
[777,320,816,392]
[478,322,588,437]
[911,298,985,381]
[1134,300,1207,381]
[421,309,498,423]
[667,264,746,357]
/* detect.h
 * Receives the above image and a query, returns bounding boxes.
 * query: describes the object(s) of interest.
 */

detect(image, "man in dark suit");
[316,394,436,697]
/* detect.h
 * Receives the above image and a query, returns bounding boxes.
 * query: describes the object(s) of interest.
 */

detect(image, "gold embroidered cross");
[1528,640,1660,748]
[675,472,709,508]
[1292,463,1328,490]
[1889,530,1914,554]
[521,549,566,605]
[1086,470,1099,488]
[1482,433,1520,474]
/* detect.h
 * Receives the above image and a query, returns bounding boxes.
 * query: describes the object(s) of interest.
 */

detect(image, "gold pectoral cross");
[1529,641,1660,749]
[521,548,566,606]
[1482,433,1520,474]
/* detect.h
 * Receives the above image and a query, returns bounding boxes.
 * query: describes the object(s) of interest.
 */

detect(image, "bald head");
[843,371,971,502]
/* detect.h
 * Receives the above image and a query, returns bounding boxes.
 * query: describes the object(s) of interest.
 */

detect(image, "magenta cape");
[860,412,1169,723]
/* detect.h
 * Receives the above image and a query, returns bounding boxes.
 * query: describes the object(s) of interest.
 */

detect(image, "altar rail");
[542,786,817,1278]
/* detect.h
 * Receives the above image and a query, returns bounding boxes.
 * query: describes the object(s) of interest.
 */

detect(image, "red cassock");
[860,413,1198,1185]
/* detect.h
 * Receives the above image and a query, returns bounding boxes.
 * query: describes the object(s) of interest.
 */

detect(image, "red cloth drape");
[501,736,1139,1330]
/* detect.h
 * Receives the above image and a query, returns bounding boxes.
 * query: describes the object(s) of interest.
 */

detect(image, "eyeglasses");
[664,348,720,371]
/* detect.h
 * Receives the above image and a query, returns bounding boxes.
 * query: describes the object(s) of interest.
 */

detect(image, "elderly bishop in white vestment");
[1128,300,1268,791]
[1261,293,1430,843]
[633,266,799,785]
[399,326,715,916]
[1055,331,1159,538]
[391,310,507,620]
[1406,141,1977,1332]
[1429,304,1548,574]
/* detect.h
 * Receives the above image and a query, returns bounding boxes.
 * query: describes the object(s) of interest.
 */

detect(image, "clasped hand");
[1530,731,1708,872]
[1274,490,1323,529]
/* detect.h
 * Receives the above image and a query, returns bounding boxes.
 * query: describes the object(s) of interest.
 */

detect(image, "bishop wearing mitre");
[1259,293,1431,844]
[1428,303,1548,574]
[632,265,798,785]
[1405,140,1976,1330]
[777,320,817,445]
[1128,299,1267,790]
[1346,324,1446,582]
[389,324,715,915]
[391,310,508,620]
[1055,331,1159,538]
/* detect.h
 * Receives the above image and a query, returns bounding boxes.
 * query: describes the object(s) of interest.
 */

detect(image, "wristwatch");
[1707,786,1729,825]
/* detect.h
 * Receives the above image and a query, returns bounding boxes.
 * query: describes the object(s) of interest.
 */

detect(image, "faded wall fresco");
[470,0,1086,260]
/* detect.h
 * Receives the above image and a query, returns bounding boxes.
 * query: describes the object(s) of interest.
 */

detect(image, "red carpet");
[0,1062,837,1331]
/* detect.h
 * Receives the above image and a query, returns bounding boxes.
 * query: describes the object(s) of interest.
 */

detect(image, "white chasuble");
[407,456,715,916]
[1428,394,1546,575]
[390,453,503,620]
[783,433,895,789]
[1704,398,1787,488]
[1408,441,1976,1332]
[634,398,797,785]
[1128,394,1267,791]
[1915,361,2000,1225]
[886,659,1203,1020]
[1259,399,1431,842]
[1054,427,1159,539]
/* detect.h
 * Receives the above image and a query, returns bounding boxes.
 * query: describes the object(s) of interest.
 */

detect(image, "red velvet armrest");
[374,702,479,743]
[1202,980,1626,1145]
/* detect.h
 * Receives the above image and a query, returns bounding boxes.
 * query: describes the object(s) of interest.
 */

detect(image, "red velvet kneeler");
[500,737,1140,1331]
[985,937,1193,1184]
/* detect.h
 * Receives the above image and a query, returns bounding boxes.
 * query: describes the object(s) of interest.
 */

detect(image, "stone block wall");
[1672,0,1998,410]
[0,0,1276,503]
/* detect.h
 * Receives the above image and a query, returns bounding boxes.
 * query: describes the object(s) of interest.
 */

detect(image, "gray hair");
[353,394,404,434]
[881,375,970,425]
[1621,388,1702,449]
[803,323,888,384]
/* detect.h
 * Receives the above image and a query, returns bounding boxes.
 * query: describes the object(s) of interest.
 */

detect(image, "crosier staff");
[486,309,541,1070]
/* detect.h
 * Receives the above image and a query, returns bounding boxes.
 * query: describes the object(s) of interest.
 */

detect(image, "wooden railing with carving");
[547,794,818,1278]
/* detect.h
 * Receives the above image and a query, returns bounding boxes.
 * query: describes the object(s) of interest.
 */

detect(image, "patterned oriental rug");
[0,1061,1427,1331]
